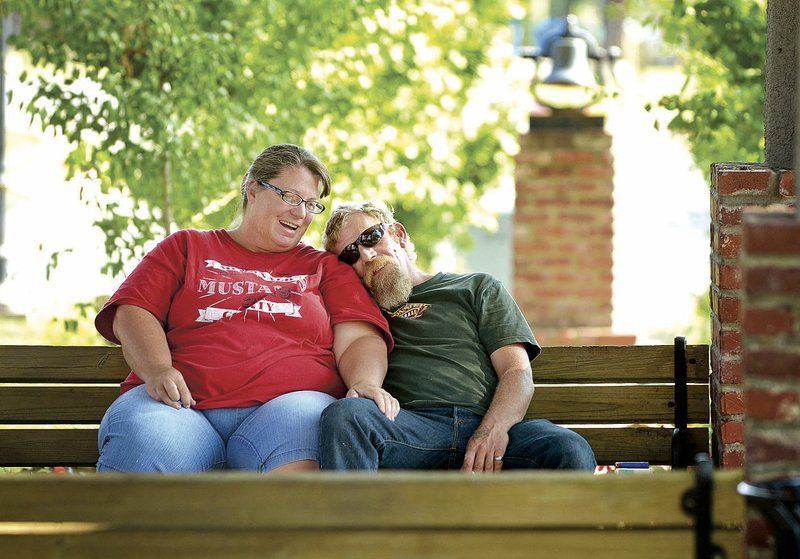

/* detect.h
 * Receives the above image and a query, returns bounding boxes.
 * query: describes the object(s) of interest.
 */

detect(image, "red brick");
[748,436,800,463]
[745,267,800,295]
[717,233,741,258]
[745,350,800,379]
[718,358,743,384]
[515,150,553,165]
[746,388,800,421]
[717,297,741,324]
[719,330,742,355]
[552,151,605,164]
[534,165,581,178]
[717,169,771,196]
[718,264,742,290]
[720,449,745,468]
[743,307,795,336]
[718,205,743,226]
[720,391,745,415]
[720,420,745,444]
[779,170,796,197]
[743,214,800,255]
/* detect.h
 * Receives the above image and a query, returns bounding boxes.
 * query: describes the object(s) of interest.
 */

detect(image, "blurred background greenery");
[0,0,765,345]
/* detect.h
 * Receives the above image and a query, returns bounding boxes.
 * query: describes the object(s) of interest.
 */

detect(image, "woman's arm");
[332,321,398,420]
[112,304,196,409]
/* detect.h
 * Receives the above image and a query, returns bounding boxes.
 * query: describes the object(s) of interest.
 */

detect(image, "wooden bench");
[0,340,744,558]
[0,337,710,468]
[0,465,744,558]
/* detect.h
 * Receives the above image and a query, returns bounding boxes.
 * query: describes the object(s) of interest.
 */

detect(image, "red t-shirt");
[95,229,392,409]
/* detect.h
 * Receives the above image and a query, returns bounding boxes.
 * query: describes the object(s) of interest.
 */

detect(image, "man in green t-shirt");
[319,201,596,472]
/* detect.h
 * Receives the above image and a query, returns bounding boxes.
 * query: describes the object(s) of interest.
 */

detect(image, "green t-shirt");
[383,272,540,415]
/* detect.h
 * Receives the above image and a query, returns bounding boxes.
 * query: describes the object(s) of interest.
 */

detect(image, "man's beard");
[363,255,413,310]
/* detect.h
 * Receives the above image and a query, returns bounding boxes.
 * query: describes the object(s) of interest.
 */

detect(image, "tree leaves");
[8,0,519,273]
[635,0,766,173]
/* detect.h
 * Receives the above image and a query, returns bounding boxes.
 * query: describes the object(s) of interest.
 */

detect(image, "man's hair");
[239,144,331,214]
[323,200,416,262]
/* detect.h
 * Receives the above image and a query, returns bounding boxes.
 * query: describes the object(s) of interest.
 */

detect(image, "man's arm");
[112,304,196,409]
[460,342,533,472]
[332,321,399,420]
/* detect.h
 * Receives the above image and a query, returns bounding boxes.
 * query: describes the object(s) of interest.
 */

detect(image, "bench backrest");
[525,341,711,466]
[0,342,711,468]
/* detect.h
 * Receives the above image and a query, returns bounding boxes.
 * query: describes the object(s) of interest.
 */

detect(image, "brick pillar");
[514,112,630,345]
[740,208,800,558]
[710,164,797,469]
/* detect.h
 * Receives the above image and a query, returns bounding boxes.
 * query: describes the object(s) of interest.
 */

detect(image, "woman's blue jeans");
[97,384,336,472]
[318,398,597,471]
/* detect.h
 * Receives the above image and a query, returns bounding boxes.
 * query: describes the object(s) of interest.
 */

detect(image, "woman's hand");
[346,381,400,421]
[143,366,197,409]
[332,321,395,419]
[113,305,197,410]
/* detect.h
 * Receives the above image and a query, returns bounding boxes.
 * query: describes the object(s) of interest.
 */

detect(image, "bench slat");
[0,426,709,467]
[0,344,710,383]
[533,344,709,383]
[573,426,709,464]
[0,428,100,467]
[0,386,117,423]
[0,528,743,559]
[0,384,710,425]
[526,384,710,423]
[0,346,129,382]
[0,471,745,527]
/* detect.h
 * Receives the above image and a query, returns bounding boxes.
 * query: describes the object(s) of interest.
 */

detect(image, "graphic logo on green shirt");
[387,303,431,319]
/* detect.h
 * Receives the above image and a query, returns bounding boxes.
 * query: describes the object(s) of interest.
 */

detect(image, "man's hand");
[461,425,509,473]
[143,366,196,410]
[459,343,533,473]
[346,382,400,421]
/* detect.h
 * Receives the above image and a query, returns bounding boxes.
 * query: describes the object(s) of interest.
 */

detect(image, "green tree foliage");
[6,0,524,273]
[635,0,766,173]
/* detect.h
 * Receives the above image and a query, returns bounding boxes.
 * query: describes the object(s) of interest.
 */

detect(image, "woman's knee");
[97,386,224,472]
[228,391,335,472]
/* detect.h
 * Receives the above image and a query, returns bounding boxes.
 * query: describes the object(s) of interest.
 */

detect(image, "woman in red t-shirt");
[95,144,397,473]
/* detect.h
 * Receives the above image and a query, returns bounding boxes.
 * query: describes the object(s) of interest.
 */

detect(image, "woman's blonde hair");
[238,144,331,216]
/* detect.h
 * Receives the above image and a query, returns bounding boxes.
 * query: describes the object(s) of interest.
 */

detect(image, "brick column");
[710,164,796,468]
[742,209,800,477]
[740,208,800,557]
[514,112,630,345]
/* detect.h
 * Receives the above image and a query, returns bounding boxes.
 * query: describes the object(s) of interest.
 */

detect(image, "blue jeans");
[319,398,597,471]
[97,385,336,472]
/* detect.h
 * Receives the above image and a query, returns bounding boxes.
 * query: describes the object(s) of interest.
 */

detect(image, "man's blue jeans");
[319,398,597,471]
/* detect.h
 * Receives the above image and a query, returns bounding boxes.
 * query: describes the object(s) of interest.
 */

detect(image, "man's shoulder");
[435,271,499,287]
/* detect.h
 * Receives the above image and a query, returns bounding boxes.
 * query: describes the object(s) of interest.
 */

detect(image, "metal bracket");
[682,453,726,559]
[672,336,690,468]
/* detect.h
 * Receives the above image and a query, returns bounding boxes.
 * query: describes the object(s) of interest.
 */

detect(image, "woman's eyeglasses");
[255,179,325,214]
[338,223,389,265]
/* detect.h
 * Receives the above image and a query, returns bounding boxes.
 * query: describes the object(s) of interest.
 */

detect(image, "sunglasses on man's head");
[338,223,389,265]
